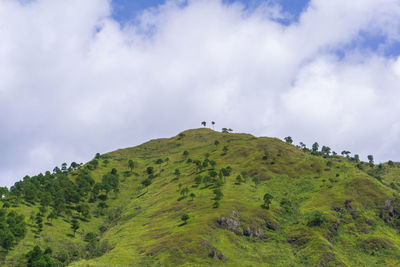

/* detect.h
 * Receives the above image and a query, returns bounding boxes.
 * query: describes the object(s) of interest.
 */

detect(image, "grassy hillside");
[2,128,400,266]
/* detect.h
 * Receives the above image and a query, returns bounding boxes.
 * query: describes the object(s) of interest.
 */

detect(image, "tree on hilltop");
[284,136,293,144]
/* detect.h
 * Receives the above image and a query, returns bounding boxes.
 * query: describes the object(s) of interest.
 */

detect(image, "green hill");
[1,128,400,266]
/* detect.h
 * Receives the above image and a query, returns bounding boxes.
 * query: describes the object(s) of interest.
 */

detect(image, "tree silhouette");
[368,155,374,167]
[201,121,206,127]
[128,160,134,173]
[211,121,215,129]
[312,142,319,152]
[284,136,293,144]
[263,193,273,209]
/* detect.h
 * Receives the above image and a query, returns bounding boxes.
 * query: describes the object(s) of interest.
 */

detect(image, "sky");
[1,0,400,187]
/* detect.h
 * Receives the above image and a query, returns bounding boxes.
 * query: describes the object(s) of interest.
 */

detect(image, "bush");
[306,211,326,227]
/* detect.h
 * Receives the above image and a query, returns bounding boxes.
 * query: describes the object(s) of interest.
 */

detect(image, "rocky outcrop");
[243,226,264,238]
[216,217,241,234]
[216,216,267,238]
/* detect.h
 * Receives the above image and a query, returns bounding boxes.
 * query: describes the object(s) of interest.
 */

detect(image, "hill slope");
[2,128,400,266]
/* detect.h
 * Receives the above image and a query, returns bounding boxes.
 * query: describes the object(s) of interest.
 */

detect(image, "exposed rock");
[216,217,241,234]
[243,226,251,237]
[231,210,238,217]
[344,199,355,210]
[209,249,226,261]
[265,219,278,231]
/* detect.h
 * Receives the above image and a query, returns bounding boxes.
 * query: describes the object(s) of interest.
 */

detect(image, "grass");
[3,128,400,266]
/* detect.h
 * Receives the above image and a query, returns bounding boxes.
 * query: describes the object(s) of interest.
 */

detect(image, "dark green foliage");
[213,189,223,201]
[235,175,243,185]
[181,214,189,224]
[341,151,351,158]
[180,187,189,197]
[214,140,219,146]
[252,176,260,187]
[262,193,273,209]
[146,167,154,175]
[26,245,58,267]
[155,158,163,164]
[312,142,319,152]
[222,146,229,155]
[220,167,232,177]
[280,198,293,213]
[71,219,80,236]
[284,136,293,144]
[102,171,119,195]
[368,155,374,167]
[321,146,331,156]
[306,211,326,227]
[183,151,189,157]
[0,209,26,250]
[174,169,181,176]
[128,160,135,173]
[142,178,151,187]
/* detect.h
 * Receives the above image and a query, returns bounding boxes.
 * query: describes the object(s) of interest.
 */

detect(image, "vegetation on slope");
[1,128,400,266]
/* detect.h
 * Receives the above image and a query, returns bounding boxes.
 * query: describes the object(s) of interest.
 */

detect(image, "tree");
[284,136,293,144]
[299,142,307,151]
[312,142,319,152]
[252,176,260,187]
[368,155,374,167]
[71,219,80,236]
[128,160,134,173]
[61,163,68,172]
[180,187,189,197]
[341,151,351,158]
[146,167,154,175]
[211,121,215,129]
[321,146,331,156]
[263,193,273,209]
[141,178,151,187]
[95,153,101,159]
[183,151,189,157]
[1,232,14,250]
[174,169,181,176]
[214,140,219,146]
[222,128,229,133]
[213,188,223,200]
[354,154,360,163]
[47,210,56,224]
[181,214,189,224]
[190,193,196,201]
[201,121,206,127]
[222,146,229,155]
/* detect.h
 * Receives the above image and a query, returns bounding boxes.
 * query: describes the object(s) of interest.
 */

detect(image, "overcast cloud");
[1,0,400,186]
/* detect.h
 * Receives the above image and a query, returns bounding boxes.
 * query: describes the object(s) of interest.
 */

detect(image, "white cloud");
[1,0,400,186]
